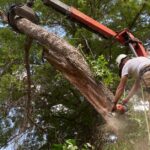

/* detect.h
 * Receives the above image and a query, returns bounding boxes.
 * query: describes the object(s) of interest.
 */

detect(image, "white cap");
[116,54,127,67]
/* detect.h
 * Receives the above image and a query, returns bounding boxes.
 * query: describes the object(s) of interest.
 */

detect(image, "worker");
[112,54,150,111]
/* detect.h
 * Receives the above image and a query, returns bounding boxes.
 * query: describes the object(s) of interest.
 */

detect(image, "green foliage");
[52,139,78,150]
[0,0,26,10]
[52,139,94,150]
[87,55,117,85]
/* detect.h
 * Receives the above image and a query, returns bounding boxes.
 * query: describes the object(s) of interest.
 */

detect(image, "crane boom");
[43,0,148,57]
[43,0,117,38]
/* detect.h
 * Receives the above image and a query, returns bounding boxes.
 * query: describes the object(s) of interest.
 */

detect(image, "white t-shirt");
[121,57,150,78]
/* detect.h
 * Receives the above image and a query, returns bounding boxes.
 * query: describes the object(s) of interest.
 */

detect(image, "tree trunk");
[16,18,114,122]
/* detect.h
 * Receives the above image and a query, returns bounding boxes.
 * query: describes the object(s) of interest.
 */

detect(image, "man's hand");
[122,98,129,105]
[111,102,117,112]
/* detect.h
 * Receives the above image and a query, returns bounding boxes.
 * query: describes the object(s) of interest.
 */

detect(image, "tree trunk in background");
[16,18,114,122]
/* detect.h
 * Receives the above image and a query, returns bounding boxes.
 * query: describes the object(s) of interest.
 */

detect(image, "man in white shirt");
[112,54,150,111]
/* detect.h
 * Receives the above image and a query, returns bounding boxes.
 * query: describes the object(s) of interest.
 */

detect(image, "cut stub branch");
[15,18,114,121]
[0,10,8,23]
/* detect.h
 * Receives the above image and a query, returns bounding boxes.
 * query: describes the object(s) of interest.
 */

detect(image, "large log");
[15,18,114,121]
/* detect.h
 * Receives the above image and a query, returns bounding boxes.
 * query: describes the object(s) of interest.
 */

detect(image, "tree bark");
[15,18,114,121]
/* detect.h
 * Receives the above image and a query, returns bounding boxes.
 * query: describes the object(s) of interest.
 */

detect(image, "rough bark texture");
[16,18,114,121]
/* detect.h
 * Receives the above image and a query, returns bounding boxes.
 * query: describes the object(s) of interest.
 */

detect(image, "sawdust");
[103,97,150,150]
[105,113,129,136]
[133,136,150,150]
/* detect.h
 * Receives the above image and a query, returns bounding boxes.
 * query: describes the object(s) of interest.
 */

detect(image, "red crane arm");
[43,0,148,57]
[70,7,117,38]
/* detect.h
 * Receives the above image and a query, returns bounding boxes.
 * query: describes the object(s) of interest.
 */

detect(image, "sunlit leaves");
[88,55,117,85]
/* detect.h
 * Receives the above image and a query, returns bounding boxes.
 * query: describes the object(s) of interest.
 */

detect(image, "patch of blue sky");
[0,132,28,150]
[0,23,4,28]
[140,14,150,25]
[0,23,8,28]
[44,25,66,37]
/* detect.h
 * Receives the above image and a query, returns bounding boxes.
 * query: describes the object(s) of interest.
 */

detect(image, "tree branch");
[128,2,146,30]
[0,10,8,23]
[14,18,114,122]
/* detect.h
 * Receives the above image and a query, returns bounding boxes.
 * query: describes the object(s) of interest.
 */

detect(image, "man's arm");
[122,79,140,104]
[113,75,128,104]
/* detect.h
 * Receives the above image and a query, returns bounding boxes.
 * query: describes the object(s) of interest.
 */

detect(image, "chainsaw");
[115,103,128,114]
